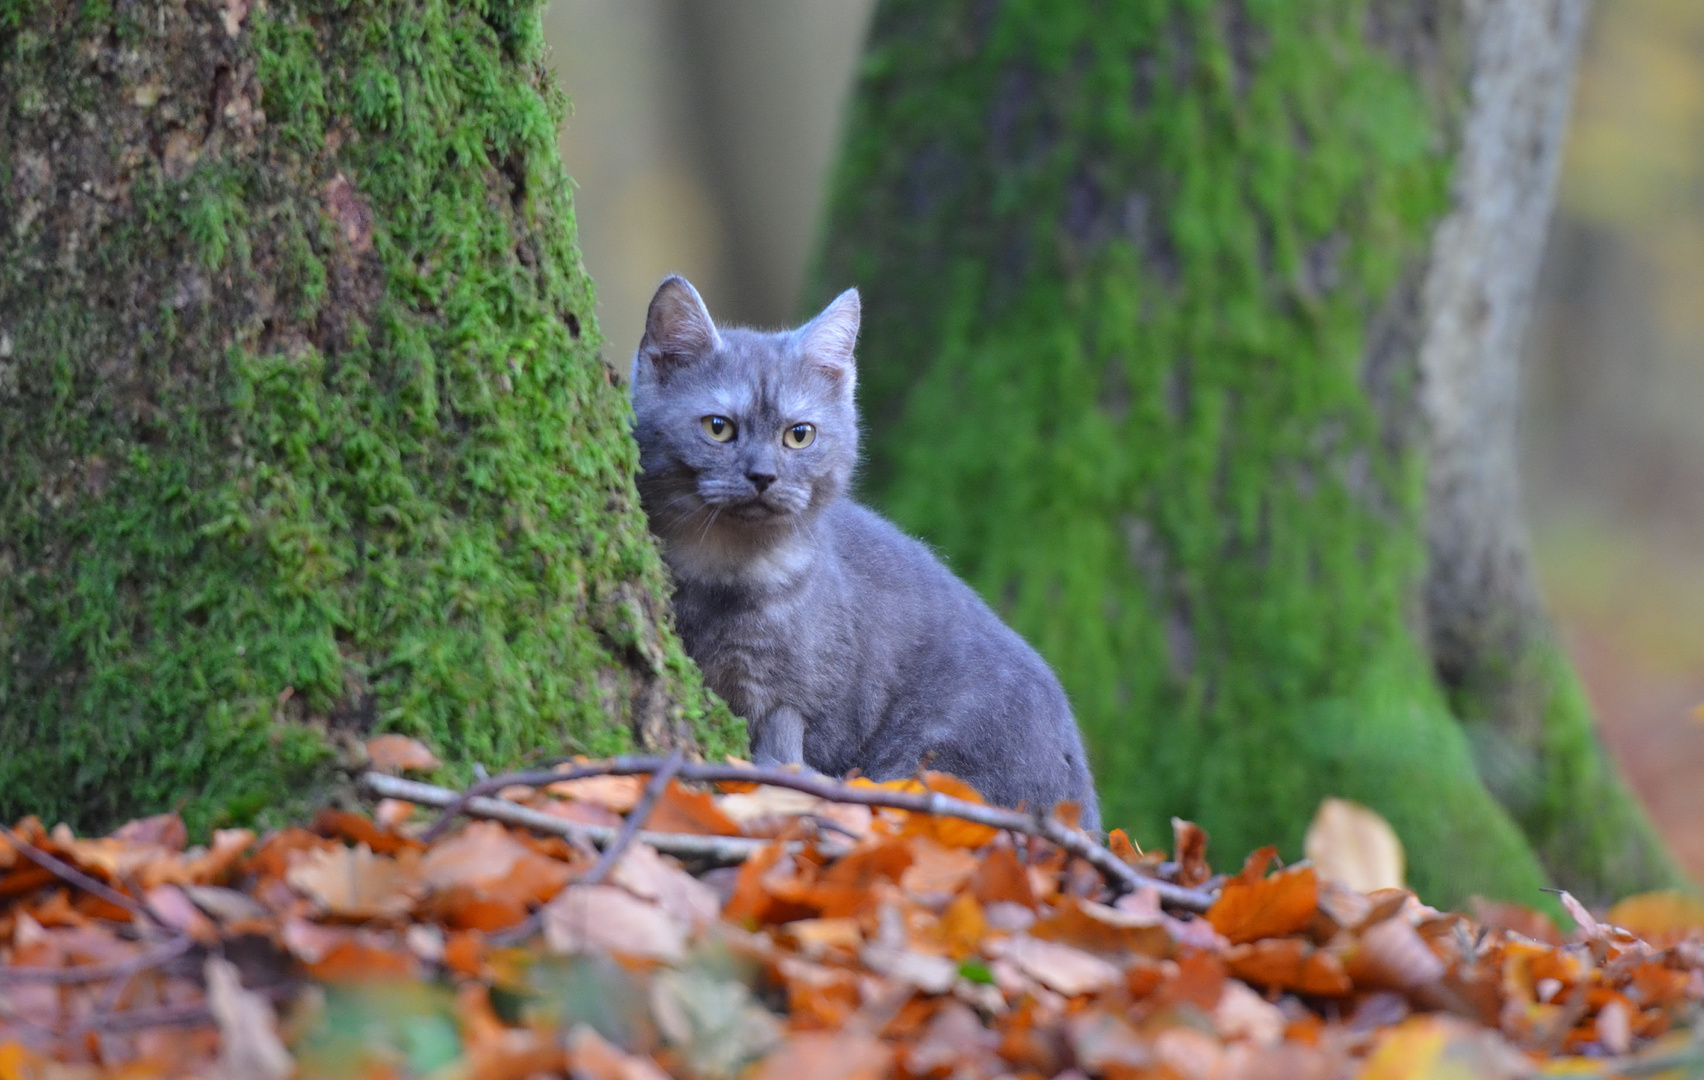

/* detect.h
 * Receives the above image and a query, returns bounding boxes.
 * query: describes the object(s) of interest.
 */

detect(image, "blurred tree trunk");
[0,0,736,834]
[817,0,1681,905]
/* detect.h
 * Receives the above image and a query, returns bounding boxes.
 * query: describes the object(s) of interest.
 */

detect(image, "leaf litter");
[0,737,1701,1078]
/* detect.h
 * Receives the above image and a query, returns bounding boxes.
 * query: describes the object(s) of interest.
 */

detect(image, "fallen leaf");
[747,1030,893,1080]
[899,838,979,902]
[1605,890,1704,946]
[206,955,292,1080]
[1469,897,1563,946]
[608,842,720,928]
[1173,818,1212,887]
[1206,849,1318,944]
[782,918,863,956]
[543,884,687,963]
[1212,980,1285,1045]
[994,934,1122,997]
[1359,1016,1527,1080]
[286,843,422,919]
[549,774,645,813]
[567,1024,669,1080]
[1304,797,1404,893]
[1225,938,1353,996]
[365,734,441,774]
[648,781,744,837]
[648,967,783,1078]
[1108,829,1143,865]
[1345,916,1447,992]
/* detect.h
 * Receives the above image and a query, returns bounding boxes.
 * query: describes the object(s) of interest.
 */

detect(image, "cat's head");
[630,275,860,544]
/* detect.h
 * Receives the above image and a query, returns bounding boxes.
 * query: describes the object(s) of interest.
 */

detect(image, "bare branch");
[385,758,1216,913]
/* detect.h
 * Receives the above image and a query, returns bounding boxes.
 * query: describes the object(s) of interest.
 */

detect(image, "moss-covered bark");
[817,0,1678,906]
[0,0,738,834]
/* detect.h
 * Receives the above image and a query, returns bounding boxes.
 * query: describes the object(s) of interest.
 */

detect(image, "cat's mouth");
[725,497,788,522]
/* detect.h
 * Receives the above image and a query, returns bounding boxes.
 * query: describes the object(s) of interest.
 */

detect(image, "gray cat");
[629,276,1100,831]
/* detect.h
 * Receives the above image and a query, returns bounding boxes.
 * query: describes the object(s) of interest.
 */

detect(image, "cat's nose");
[746,470,776,494]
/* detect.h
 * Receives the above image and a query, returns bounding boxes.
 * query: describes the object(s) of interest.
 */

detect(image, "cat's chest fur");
[666,536,858,726]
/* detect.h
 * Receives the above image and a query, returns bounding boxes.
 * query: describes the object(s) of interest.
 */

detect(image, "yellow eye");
[783,422,816,449]
[701,415,736,442]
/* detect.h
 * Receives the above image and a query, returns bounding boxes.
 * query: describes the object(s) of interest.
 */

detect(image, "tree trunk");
[1415,0,1680,900]
[0,0,736,835]
[816,0,1681,906]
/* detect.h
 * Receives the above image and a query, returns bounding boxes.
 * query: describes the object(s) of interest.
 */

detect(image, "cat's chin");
[724,500,790,524]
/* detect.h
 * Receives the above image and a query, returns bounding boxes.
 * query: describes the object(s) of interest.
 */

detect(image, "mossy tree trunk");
[818,0,1681,906]
[0,0,737,834]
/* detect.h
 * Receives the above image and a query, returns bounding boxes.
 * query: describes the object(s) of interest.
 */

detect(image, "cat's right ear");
[637,275,719,380]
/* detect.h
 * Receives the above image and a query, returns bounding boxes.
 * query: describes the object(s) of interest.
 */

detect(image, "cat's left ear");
[798,288,860,391]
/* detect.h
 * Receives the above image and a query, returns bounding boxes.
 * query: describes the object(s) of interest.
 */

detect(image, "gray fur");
[630,276,1101,830]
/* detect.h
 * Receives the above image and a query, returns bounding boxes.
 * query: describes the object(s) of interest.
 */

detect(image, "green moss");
[818,0,1550,906]
[0,0,737,834]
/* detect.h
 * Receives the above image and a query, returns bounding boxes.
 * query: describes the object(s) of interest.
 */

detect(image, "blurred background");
[542,0,1704,881]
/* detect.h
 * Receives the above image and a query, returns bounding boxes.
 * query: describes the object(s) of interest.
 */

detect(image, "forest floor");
[1,740,1703,1079]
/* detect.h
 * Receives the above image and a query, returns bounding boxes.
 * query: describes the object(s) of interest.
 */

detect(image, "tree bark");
[1417,0,1680,899]
[816,0,1680,905]
[0,0,736,834]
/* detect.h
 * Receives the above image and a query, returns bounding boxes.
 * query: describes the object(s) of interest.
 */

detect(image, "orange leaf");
[1225,938,1353,996]
[969,844,1035,908]
[1172,818,1212,886]
[647,780,743,836]
[364,734,441,774]
[1205,848,1317,944]
[1107,829,1142,865]
[1605,890,1704,946]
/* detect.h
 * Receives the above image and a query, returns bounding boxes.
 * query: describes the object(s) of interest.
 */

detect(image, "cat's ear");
[638,275,719,377]
[799,287,860,390]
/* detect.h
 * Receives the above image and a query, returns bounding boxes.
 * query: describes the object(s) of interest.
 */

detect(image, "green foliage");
[0,0,736,833]
[819,0,1552,906]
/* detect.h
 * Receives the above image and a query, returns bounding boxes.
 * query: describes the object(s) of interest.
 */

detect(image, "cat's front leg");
[750,705,805,767]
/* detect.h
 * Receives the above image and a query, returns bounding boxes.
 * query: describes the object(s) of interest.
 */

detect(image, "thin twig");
[486,751,687,950]
[0,823,169,928]
[0,936,195,985]
[388,758,1217,912]
[364,773,771,863]
[583,748,683,887]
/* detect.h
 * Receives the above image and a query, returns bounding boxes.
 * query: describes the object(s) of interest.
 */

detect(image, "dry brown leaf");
[747,1030,893,1080]
[285,842,422,919]
[542,884,687,962]
[994,934,1122,997]
[1469,896,1563,946]
[898,838,979,902]
[782,917,863,956]
[205,955,292,1080]
[364,733,442,774]
[609,842,720,928]
[1212,980,1286,1045]
[1346,915,1447,992]
[567,1024,670,1080]
[1304,797,1405,893]
[1206,848,1318,945]
[1173,817,1212,887]
[548,773,645,813]
[420,820,572,903]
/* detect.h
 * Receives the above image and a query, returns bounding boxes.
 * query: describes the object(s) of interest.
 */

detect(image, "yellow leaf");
[1305,797,1405,893]
[1606,889,1704,945]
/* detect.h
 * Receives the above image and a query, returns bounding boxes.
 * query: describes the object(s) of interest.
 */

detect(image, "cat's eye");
[701,415,736,442]
[783,423,816,449]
